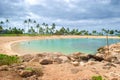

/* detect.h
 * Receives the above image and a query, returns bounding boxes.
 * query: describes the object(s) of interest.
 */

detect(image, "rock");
[21,54,34,62]
[54,57,63,64]
[0,65,9,71]
[89,58,96,61]
[59,56,69,63]
[32,67,43,76]
[30,57,40,62]
[102,66,111,70]
[87,54,104,61]
[72,52,83,59]
[26,75,38,80]
[71,68,79,74]
[36,53,45,57]
[16,65,25,70]
[40,59,53,65]
[19,70,33,78]
[96,43,120,63]
[87,61,96,65]
[71,61,79,66]
[111,78,118,80]
[80,61,85,66]
[104,63,116,67]
[105,56,120,64]
[80,55,89,62]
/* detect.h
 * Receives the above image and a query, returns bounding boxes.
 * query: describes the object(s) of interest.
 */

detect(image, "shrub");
[0,54,20,65]
[92,76,103,80]
[25,67,43,76]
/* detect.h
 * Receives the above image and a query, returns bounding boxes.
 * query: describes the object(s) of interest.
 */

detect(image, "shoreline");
[0,35,120,56]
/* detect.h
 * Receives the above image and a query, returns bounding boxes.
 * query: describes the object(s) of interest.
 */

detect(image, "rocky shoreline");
[0,42,120,80]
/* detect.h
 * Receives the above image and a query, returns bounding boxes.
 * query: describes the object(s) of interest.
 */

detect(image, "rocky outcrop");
[96,43,120,63]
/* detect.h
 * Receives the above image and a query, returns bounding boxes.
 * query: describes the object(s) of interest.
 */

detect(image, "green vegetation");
[0,54,20,65]
[25,67,34,71]
[25,67,43,76]
[0,19,120,36]
[92,76,103,80]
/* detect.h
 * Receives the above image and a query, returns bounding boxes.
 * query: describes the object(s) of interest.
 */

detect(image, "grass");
[92,76,103,80]
[0,54,20,65]
[25,67,43,76]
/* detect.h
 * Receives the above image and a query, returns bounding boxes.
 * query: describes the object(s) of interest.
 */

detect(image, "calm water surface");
[13,38,120,55]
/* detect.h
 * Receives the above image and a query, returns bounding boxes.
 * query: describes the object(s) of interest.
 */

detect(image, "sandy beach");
[0,35,120,55]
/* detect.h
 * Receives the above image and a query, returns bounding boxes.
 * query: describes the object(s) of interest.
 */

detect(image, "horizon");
[0,0,120,31]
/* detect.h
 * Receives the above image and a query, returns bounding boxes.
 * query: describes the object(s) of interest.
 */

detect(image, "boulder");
[87,61,96,65]
[36,53,45,58]
[0,65,9,71]
[54,57,63,64]
[16,65,25,70]
[39,59,53,65]
[30,56,40,62]
[80,61,85,66]
[71,61,79,66]
[96,43,120,63]
[87,54,104,61]
[79,55,89,62]
[19,70,33,78]
[72,52,83,59]
[21,54,34,62]
[59,56,69,63]
[26,75,38,80]
[111,78,118,80]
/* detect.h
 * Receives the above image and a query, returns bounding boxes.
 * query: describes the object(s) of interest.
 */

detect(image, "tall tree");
[6,19,9,29]
[0,21,4,30]
[45,24,49,34]
[0,26,3,33]
[36,24,40,34]
[24,20,27,33]
[33,20,36,31]
[51,23,56,34]
[28,19,32,33]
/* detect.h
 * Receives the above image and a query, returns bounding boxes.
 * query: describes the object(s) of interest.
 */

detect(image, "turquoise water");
[13,38,120,55]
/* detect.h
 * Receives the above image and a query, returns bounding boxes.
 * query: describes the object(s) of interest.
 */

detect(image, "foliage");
[0,54,20,65]
[25,67,34,71]
[0,19,120,36]
[25,67,43,76]
[92,76,103,80]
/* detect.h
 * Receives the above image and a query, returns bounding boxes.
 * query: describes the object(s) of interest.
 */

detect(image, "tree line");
[0,19,120,36]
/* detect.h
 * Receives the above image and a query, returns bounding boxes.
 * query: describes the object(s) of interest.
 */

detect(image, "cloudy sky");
[0,0,120,31]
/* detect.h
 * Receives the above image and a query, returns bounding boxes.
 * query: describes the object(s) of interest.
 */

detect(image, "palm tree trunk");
[106,32,109,57]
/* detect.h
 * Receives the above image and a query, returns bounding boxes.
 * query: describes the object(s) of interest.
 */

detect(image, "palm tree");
[66,28,70,34]
[39,27,44,34]
[102,29,109,57]
[28,19,32,33]
[51,23,56,34]
[36,24,40,34]
[33,20,36,31]
[6,19,9,29]
[43,23,48,34]
[0,26,3,33]
[42,22,46,34]
[0,21,4,27]
[24,20,27,33]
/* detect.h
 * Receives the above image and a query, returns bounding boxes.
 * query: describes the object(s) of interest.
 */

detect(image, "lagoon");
[12,38,120,55]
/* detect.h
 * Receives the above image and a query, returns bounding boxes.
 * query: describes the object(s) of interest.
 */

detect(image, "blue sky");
[0,0,120,31]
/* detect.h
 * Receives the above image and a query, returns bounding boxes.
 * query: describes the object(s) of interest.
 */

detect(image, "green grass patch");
[92,76,103,80]
[0,54,20,66]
